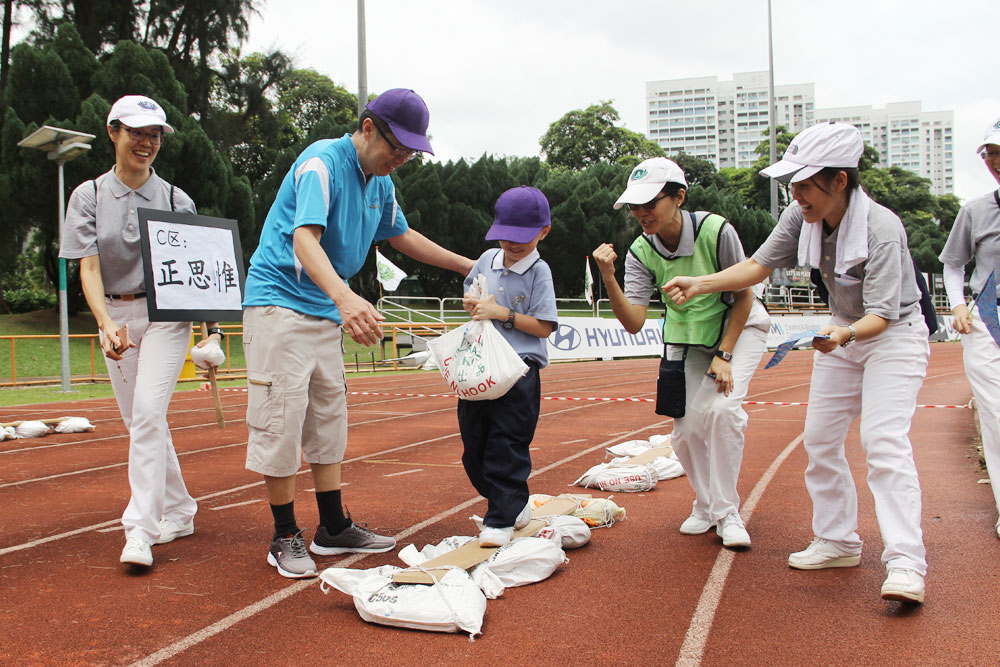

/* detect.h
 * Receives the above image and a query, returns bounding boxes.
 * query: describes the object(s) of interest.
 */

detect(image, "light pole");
[767,0,779,221]
[18,125,96,392]
[357,0,367,117]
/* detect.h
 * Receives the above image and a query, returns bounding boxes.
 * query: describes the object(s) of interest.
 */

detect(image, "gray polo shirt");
[752,200,920,322]
[60,168,195,294]
[939,189,1000,295]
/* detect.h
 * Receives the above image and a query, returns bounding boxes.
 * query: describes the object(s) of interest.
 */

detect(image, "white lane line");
[129,420,671,667]
[674,434,803,667]
[384,469,423,478]
[561,439,588,444]
[209,499,265,511]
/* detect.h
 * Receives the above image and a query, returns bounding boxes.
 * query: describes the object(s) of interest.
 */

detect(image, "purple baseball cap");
[485,186,551,243]
[366,88,434,155]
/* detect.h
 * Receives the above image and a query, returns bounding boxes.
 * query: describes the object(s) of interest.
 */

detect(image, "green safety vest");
[629,211,729,347]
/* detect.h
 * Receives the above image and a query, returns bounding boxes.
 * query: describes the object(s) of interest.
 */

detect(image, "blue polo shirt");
[243,134,408,322]
[464,248,558,368]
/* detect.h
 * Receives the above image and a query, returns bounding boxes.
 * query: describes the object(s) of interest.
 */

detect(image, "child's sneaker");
[120,537,153,567]
[479,526,514,548]
[309,523,396,556]
[514,503,532,529]
[155,518,194,544]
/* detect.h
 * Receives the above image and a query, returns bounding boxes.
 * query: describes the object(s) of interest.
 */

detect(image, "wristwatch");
[841,325,857,347]
[207,326,225,339]
[714,349,732,362]
[502,309,516,330]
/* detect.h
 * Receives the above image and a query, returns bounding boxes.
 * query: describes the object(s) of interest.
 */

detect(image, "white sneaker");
[881,568,925,603]
[155,518,194,544]
[120,537,153,566]
[478,526,514,548]
[788,538,861,570]
[995,519,1000,540]
[514,503,532,530]
[679,514,714,535]
[716,514,751,548]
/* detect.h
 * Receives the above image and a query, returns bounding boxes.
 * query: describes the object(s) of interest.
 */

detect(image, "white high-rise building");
[646,73,954,194]
[815,102,953,195]
[645,72,814,169]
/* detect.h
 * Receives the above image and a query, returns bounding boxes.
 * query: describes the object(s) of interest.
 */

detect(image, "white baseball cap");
[760,121,862,183]
[107,95,174,133]
[976,116,1000,154]
[613,157,688,210]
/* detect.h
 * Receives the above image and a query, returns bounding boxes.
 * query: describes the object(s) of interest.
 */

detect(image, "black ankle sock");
[270,501,299,539]
[316,490,350,534]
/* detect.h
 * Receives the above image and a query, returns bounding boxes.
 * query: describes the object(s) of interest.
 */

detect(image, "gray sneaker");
[309,522,396,555]
[267,530,318,579]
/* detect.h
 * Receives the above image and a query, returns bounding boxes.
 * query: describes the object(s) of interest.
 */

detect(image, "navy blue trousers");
[457,362,540,528]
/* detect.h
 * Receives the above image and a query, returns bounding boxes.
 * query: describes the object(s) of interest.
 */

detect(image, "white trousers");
[671,326,767,523]
[104,298,196,544]
[802,314,929,575]
[962,314,1000,519]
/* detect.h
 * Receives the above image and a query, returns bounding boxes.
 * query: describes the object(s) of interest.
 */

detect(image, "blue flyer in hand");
[764,330,831,369]
[974,270,1000,348]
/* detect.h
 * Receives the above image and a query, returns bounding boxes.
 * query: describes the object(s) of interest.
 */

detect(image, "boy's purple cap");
[486,186,551,243]
[366,88,434,155]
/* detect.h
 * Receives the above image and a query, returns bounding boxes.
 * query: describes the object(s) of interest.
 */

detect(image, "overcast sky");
[244,0,998,202]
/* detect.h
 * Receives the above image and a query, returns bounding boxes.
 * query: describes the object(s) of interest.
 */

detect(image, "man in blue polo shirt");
[243,88,473,579]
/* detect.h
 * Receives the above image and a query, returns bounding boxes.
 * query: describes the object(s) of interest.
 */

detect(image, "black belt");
[105,292,146,301]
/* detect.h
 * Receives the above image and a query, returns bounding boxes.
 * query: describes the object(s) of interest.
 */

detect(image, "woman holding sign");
[940,115,1000,540]
[593,157,769,550]
[59,95,224,569]
[664,122,929,604]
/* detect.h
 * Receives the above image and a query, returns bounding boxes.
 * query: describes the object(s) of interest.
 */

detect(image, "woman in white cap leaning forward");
[939,115,1000,539]
[59,95,226,569]
[593,158,769,549]
[664,122,929,604]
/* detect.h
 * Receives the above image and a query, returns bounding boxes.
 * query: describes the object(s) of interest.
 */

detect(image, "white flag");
[375,248,407,291]
[584,257,594,306]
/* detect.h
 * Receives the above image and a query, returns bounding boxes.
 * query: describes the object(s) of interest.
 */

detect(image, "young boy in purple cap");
[459,186,558,547]
[243,88,473,578]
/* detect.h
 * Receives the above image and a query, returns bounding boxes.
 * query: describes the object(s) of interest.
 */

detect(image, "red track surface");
[1,343,996,666]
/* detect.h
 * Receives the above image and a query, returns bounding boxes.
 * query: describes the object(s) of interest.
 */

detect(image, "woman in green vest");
[593,157,769,549]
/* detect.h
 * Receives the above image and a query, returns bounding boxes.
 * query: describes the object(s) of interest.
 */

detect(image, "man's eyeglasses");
[375,124,418,161]
[627,193,669,212]
[980,149,1000,160]
[122,126,164,145]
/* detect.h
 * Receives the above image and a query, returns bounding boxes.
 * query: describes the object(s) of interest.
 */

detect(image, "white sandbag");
[604,439,651,458]
[574,497,626,527]
[611,454,685,481]
[0,426,16,440]
[471,537,566,589]
[648,433,672,447]
[15,421,50,438]
[398,536,476,567]
[54,417,95,433]
[190,340,226,369]
[469,564,506,600]
[536,514,591,549]
[573,462,658,492]
[320,565,487,637]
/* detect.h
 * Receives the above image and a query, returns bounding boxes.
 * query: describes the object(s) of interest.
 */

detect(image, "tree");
[539,101,664,170]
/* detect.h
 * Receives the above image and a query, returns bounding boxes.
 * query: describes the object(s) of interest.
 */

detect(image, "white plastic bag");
[320,565,487,637]
[190,340,226,369]
[471,537,566,589]
[427,274,528,400]
[573,462,658,492]
[605,439,652,458]
[15,421,50,438]
[574,497,626,527]
[54,417,95,433]
[536,515,591,549]
[398,536,476,567]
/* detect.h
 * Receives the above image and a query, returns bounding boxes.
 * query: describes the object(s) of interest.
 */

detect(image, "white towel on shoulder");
[796,188,871,274]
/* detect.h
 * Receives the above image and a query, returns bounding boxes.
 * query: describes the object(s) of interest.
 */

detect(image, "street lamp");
[18,125,96,392]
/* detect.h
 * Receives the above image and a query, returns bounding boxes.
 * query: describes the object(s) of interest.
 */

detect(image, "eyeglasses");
[981,149,1000,160]
[122,126,164,145]
[627,193,669,212]
[374,124,418,161]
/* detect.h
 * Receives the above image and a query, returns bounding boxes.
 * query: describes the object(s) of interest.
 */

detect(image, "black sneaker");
[309,522,396,556]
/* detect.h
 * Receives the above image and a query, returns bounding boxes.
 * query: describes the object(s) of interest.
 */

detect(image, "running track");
[0,343,996,666]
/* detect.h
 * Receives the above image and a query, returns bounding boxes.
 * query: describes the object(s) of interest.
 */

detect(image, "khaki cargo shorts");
[243,305,348,477]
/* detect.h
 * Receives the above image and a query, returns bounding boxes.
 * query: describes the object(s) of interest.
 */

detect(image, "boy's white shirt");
[490,248,540,274]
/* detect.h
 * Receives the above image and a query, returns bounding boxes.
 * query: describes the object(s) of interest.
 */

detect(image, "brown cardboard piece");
[391,495,584,584]
[615,445,673,465]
